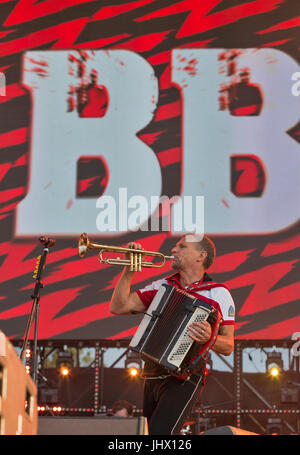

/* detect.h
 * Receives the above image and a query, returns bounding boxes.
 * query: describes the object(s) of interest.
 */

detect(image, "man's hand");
[126,242,143,254]
[187,320,212,344]
[188,322,234,356]
[124,242,145,271]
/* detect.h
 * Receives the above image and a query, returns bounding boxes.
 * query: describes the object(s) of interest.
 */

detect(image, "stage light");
[125,350,142,378]
[281,386,299,405]
[52,406,62,413]
[39,387,59,405]
[59,365,71,377]
[269,366,280,377]
[37,405,46,412]
[266,417,283,435]
[56,350,73,377]
[128,366,139,377]
[266,351,283,378]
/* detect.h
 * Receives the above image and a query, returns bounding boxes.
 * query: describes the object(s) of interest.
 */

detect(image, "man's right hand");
[124,242,145,271]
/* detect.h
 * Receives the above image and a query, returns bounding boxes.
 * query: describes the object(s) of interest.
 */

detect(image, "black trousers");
[142,375,204,435]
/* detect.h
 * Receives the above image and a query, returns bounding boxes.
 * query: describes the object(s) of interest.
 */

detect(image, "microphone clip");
[39,236,56,248]
[131,310,160,320]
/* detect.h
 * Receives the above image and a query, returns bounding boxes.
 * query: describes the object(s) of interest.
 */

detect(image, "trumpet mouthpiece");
[165,256,174,260]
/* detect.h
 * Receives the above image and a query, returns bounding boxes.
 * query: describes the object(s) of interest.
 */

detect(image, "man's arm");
[110,242,146,315]
[188,321,234,356]
[110,267,145,315]
[211,324,234,356]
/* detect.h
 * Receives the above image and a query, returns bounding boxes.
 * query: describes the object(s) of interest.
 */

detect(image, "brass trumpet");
[78,233,174,272]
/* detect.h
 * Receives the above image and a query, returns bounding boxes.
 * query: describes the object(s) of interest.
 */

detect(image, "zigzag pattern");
[0,0,299,340]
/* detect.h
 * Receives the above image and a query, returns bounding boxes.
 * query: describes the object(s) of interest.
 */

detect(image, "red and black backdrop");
[0,0,299,341]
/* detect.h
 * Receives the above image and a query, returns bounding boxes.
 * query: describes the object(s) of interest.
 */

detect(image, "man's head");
[111,400,134,418]
[192,235,216,270]
[171,234,216,272]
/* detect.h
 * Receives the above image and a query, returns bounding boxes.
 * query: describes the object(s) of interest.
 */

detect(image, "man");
[108,400,134,418]
[110,234,235,435]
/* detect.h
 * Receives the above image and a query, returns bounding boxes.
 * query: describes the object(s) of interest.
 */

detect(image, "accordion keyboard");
[167,307,210,368]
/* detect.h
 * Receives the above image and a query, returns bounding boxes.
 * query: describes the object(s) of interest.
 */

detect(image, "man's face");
[114,408,129,418]
[171,236,201,271]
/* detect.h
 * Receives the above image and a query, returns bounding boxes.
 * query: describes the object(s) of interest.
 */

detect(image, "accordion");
[129,284,222,379]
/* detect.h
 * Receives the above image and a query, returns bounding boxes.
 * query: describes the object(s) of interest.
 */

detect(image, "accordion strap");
[190,282,229,292]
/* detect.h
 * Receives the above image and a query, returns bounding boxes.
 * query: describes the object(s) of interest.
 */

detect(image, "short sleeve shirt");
[136,272,235,326]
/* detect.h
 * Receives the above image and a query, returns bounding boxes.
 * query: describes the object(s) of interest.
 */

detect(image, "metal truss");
[11,338,300,434]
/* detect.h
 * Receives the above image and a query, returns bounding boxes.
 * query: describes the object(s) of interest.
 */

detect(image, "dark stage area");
[11,338,300,435]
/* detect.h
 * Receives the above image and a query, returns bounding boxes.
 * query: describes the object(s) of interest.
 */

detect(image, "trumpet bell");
[78,232,89,257]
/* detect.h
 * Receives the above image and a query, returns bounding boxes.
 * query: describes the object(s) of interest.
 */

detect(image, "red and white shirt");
[136,273,235,326]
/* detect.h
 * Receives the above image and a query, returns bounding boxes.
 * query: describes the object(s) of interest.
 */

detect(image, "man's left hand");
[188,321,212,344]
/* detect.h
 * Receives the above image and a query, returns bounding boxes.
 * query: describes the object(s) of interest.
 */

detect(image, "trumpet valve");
[129,252,134,272]
[138,253,142,272]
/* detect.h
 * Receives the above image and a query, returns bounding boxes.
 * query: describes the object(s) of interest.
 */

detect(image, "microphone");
[39,236,56,248]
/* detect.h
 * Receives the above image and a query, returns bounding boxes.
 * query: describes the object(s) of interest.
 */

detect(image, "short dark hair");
[111,400,134,417]
[194,235,216,270]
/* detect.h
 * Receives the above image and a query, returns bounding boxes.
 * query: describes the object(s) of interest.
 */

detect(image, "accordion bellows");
[130,284,221,379]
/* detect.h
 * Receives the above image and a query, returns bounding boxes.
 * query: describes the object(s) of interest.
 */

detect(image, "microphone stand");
[20,237,55,384]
